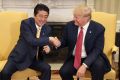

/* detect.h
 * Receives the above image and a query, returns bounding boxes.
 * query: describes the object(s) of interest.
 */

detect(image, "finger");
[44,45,48,47]
[44,45,49,48]
[43,48,48,53]
[44,47,49,51]
[54,36,57,38]
[76,72,79,78]
[80,73,84,78]
[43,48,46,51]
[77,72,82,78]
[43,46,48,50]
[43,46,47,49]
[54,37,58,40]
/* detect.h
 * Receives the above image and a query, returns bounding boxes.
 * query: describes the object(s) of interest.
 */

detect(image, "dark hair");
[34,3,49,16]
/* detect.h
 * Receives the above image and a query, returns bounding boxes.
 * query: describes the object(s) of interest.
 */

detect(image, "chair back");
[91,12,117,64]
[0,11,28,60]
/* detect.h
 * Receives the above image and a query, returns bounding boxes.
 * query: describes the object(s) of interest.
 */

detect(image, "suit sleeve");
[84,26,105,67]
[59,25,68,48]
[20,20,50,47]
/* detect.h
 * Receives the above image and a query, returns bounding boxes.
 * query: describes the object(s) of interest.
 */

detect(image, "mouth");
[38,21,44,25]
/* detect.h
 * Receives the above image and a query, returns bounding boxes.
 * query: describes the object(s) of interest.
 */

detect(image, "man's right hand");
[49,37,61,47]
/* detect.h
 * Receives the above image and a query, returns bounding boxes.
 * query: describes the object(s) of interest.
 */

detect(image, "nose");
[41,16,47,21]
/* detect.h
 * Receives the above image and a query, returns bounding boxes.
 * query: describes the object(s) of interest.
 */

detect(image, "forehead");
[36,10,48,16]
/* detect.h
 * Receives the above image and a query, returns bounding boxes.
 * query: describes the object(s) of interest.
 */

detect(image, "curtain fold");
[94,0,120,20]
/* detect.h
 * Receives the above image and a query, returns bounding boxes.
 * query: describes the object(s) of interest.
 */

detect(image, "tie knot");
[36,27,41,38]
[81,27,83,29]
[38,27,41,30]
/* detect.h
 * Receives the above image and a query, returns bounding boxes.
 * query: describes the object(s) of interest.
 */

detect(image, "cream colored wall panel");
[39,0,86,9]
[86,0,94,9]
[0,0,2,9]
[2,0,36,8]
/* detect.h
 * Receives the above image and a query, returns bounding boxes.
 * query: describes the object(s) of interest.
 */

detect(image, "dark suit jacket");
[8,17,51,70]
[60,20,111,73]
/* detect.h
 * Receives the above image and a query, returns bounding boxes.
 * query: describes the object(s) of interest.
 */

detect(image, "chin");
[74,22,79,26]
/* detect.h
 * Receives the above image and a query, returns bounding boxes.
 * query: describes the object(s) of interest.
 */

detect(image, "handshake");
[49,37,61,48]
[43,37,61,54]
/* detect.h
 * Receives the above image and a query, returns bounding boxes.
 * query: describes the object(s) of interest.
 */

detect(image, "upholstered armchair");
[83,12,118,80]
[0,11,39,80]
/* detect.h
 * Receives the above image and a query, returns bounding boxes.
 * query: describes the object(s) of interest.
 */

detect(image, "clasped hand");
[43,37,61,54]
[49,37,61,48]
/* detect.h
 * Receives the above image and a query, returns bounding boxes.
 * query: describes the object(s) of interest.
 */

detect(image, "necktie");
[74,27,83,69]
[36,27,41,60]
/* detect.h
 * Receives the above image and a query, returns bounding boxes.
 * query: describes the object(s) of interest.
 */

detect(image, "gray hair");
[74,5,92,19]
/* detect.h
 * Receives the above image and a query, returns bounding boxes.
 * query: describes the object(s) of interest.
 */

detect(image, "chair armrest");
[0,54,1,60]
[112,45,119,54]
[111,45,119,69]
[0,60,7,71]
[0,54,4,61]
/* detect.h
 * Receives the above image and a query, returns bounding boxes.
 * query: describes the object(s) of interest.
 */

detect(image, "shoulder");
[66,21,75,26]
[90,20,105,32]
[65,21,76,29]
[21,17,34,25]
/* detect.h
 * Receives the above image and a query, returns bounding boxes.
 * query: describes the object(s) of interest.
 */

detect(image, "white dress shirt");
[73,21,90,58]
[73,21,90,68]
[35,24,42,31]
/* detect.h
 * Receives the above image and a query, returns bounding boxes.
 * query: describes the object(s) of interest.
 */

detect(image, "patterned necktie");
[74,27,83,69]
[36,27,41,60]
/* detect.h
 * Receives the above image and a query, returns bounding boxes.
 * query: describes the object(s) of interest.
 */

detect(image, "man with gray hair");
[51,5,111,80]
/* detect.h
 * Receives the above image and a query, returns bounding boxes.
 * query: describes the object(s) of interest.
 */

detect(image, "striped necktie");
[36,27,41,60]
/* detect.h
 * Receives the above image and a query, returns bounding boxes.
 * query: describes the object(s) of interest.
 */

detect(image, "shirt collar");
[35,23,42,30]
[82,21,90,31]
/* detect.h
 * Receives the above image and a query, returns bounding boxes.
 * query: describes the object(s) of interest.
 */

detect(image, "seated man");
[1,3,55,80]
[51,5,111,80]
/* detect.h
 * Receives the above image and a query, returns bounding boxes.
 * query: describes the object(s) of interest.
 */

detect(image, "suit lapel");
[40,24,47,37]
[29,18,37,36]
[27,18,49,38]
[72,22,79,44]
[84,20,94,45]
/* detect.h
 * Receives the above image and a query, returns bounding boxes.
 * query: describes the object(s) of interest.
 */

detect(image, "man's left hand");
[43,45,51,54]
[76,64,87,78]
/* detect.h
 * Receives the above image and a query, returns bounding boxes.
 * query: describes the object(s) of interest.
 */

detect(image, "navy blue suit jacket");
[9,18,51,70]
[60,20,111,73]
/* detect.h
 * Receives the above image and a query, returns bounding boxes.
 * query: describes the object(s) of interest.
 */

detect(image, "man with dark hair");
[1,3,54,80]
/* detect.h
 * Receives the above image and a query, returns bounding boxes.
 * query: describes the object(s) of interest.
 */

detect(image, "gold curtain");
[94,0,120,20]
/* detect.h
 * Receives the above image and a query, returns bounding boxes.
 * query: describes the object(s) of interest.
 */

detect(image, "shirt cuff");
[83,63,88,68]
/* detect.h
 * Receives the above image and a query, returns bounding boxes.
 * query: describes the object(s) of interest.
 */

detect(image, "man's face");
[34,10,48,27]
[73,13,86,27]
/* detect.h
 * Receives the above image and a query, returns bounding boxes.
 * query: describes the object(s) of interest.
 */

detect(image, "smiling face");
[73,12,87,27]
[73,5,91,27]
[33,4,49,27]
[34,10,48,27]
